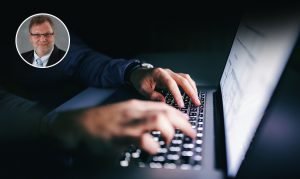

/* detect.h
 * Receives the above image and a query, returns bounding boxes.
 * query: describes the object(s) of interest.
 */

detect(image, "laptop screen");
[219,13,299,177]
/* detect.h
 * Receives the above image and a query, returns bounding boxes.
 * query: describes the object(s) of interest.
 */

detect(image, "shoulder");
[21,50,34,61]
[21,50,33,56]
[47,46,67,66]
[53,45,66,58]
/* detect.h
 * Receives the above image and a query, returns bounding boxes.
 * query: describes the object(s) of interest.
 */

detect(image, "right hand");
[50,99,196,155]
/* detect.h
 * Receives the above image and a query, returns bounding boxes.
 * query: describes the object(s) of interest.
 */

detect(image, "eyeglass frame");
[30,32,54,38]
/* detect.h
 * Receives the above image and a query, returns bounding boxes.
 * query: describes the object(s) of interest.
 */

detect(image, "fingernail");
[195,98,201,106]
[197,99,201,106]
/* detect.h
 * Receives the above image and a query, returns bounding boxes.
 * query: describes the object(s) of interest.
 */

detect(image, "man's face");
[29,21,55,57]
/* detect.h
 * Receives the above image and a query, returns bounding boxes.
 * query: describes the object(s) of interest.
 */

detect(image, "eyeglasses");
[30,32,54,38]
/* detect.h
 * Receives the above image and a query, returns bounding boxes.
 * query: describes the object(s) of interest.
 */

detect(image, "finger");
[139,108,192,143]
[164,110,196,139]
[120,100,187,124]
[149,91,165,102]
[179,73,200,105]
[159,71,184,108]
[170,72,200,106]
[139,101,189,119]
[171,72,199,105]
[140,133,160,155]
[149,113,175,144]
[144,109,195,141]
[178,73,198,95]
[119,113,170,139]
[123,109,176,144]
[121,124,149,138]
[121,112,176,153]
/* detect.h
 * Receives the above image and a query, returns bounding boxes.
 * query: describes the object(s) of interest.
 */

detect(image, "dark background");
[1,2,300,179]
[0,2,243,109]
[3,3,243,57]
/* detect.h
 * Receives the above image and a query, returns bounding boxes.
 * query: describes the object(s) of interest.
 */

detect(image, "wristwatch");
[124,60,154,83]
[139,61,154,69]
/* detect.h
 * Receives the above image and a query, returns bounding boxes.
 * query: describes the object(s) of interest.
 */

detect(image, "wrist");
[124,60,154,85]
[129,67,149,88]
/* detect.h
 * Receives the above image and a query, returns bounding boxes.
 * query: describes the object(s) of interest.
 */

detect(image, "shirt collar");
[33,46,54,65]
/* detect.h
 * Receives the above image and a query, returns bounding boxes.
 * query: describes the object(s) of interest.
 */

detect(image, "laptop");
[117,11,300,178]
[52,11,300,179]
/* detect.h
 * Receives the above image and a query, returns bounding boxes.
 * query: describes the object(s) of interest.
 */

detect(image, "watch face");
[141,63,154,69]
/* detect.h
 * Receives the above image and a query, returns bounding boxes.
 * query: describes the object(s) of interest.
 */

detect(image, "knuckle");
[122,109,132,119]
[165,68,171,72]
[153,67,164,74]
[127,99,139,106]
[129,130,141,138]
[156,102,170,110]
[151,113,161,121]
[181,78,189,85]
[165,77,173,85]
[182,73,190,79]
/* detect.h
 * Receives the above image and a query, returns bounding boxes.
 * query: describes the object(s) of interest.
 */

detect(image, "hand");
[130,68,201,108]
[50,99,196,155]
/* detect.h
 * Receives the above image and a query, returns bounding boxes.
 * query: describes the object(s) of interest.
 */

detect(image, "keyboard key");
[120,91,207,170]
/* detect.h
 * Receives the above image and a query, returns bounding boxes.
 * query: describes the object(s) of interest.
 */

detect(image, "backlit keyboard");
[120,90,206,170]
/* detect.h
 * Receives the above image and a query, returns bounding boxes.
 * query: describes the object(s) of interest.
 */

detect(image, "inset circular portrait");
[15,13,70,68]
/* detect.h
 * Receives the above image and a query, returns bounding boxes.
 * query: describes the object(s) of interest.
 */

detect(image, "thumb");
[148,91,165,102]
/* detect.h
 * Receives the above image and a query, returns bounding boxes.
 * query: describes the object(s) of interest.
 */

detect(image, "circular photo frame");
[15,13,70,68]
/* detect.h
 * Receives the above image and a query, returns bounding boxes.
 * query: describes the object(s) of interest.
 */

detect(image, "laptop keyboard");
[120,90,206,170]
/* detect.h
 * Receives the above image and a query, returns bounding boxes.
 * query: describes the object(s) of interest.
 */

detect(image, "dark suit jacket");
[21,45,66,66]
[0,33,141,178]
[2,34,136,109]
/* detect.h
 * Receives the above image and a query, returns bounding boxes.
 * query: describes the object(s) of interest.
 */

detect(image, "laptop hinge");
[213,87,227,172]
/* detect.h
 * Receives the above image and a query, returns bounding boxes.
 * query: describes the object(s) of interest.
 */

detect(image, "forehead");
[30,21,53,33]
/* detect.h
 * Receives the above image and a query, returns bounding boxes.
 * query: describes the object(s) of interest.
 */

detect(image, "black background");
[1,1,300,179]
[0,2,243,108]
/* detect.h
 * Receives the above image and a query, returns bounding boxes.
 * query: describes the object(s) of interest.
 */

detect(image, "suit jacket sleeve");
[0,86,48,141]
[57,34,136,88]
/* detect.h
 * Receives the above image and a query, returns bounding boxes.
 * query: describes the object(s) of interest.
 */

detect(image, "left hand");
[50,99,196,155]
[130,67,201,108]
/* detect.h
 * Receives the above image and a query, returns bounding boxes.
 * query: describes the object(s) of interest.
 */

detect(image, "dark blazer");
[2,35,136,107]
[21,45,66,66]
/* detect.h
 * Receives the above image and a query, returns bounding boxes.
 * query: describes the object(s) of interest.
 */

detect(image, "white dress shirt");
[32,47,54,67]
